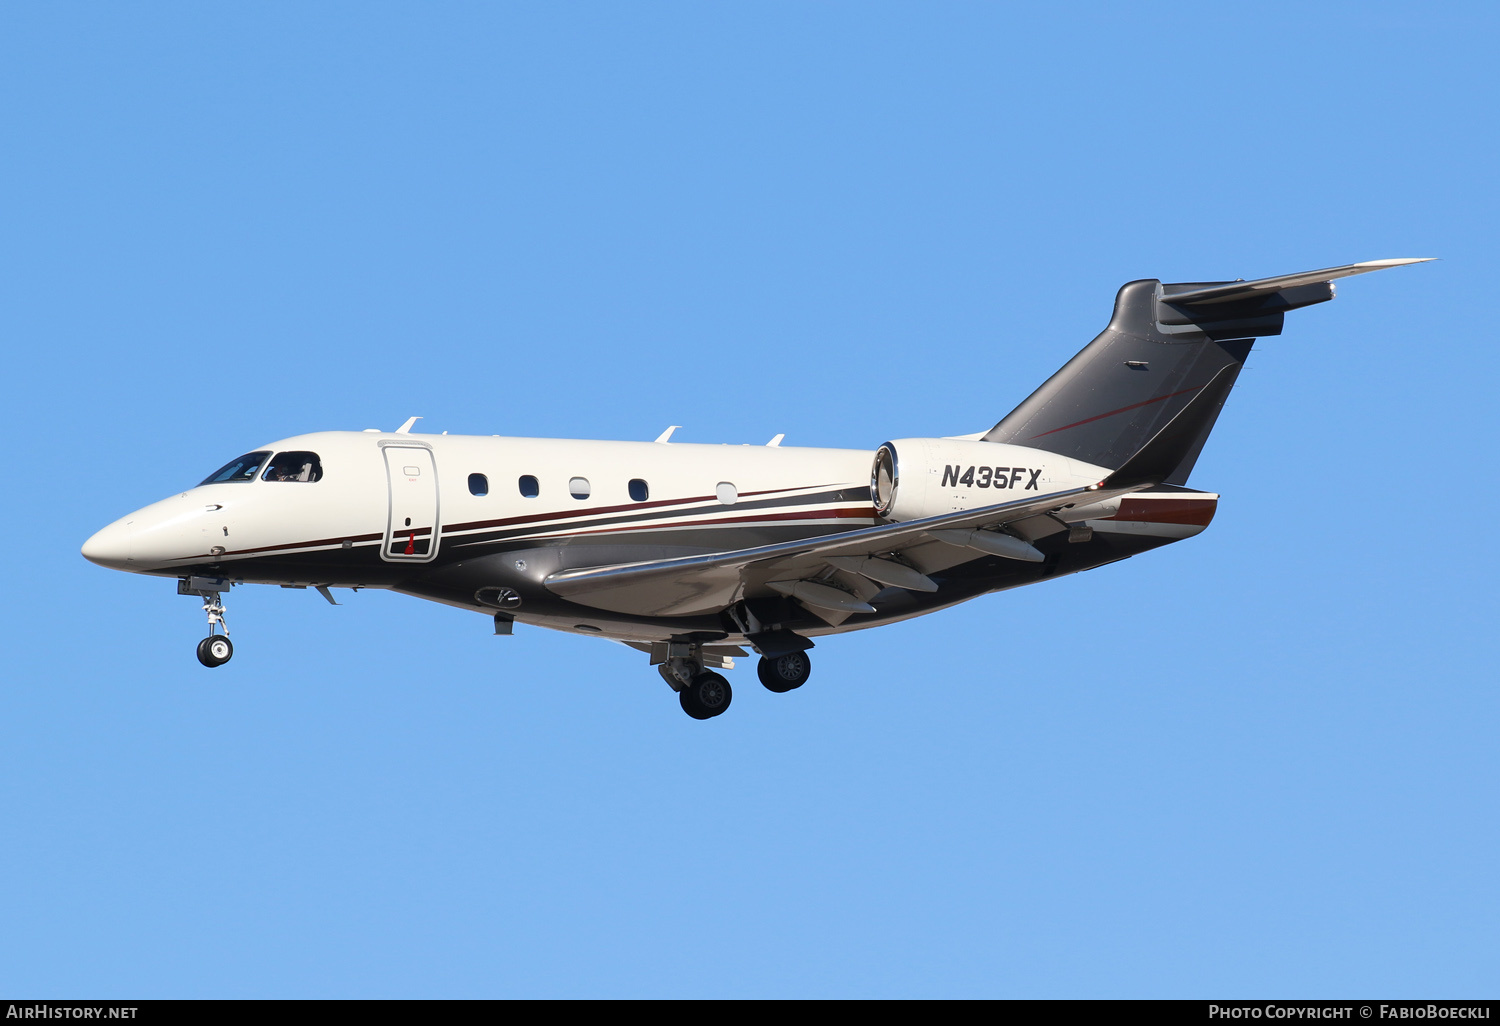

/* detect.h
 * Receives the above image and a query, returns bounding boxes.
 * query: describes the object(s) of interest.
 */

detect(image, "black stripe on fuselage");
[185,484,868,566]
[166,487,873,583]
[442,484,866,544]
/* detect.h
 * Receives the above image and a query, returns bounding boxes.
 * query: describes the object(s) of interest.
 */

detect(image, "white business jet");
[82,260,1429,719]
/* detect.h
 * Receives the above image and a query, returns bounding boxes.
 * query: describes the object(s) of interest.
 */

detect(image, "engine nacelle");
[871,438,1114,523]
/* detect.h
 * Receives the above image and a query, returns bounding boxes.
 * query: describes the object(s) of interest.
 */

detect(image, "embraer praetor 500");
[83,260,1428,719]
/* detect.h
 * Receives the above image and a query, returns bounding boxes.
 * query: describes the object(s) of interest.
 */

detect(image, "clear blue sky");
[3,2,1496,998]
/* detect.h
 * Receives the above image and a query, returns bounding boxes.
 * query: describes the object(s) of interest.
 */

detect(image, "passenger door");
[381,445,440,562]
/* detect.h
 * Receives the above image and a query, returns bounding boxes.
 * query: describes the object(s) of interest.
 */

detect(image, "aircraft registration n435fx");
[83,260,1429,719]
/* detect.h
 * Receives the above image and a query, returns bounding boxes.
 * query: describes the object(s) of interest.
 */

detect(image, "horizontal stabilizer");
[1162,258,1432,308]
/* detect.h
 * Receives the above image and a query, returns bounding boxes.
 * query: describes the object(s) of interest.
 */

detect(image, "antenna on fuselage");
[395,416,422,434]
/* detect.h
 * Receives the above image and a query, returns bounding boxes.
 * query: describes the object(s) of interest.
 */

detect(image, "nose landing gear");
[180,577,234,668]
[195,590,233,667]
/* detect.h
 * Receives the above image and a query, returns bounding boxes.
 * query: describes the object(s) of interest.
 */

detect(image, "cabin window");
[569,477,591,500]
[200,451,271,485]
[262,451,323,482]
[468,473,488,496]
[629,479,649,502]
[518,475,540,498]
[716,481,738,505]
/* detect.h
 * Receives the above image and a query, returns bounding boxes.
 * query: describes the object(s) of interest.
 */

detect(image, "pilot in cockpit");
[263,452,322,483]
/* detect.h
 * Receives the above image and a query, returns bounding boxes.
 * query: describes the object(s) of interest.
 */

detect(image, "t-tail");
[984,259,1432,484]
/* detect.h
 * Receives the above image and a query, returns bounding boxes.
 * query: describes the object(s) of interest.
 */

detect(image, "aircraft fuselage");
[82,429,1213,647]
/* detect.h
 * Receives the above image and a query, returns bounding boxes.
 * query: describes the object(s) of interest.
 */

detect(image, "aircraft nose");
[81,519,136,570]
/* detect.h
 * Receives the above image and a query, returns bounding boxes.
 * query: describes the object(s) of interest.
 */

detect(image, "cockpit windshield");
[262,451,323,482]
[200,451,272,485]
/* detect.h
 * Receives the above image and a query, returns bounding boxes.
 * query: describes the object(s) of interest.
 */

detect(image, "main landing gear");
[679,671,733,720]
[655,645,734,720]
[757,651,811,693]
[652,638,815,719]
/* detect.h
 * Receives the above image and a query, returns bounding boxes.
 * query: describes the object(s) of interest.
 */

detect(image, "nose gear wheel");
[196,635,233,667]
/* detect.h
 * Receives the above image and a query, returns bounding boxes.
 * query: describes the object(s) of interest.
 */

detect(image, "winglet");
[654,425,681,443]
[766,433,785,447]
[396,416,422,434]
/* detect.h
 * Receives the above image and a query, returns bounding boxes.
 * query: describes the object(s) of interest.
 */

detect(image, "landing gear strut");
[654,642,733,719]
[181,577,234,668]
[758,651,811,693]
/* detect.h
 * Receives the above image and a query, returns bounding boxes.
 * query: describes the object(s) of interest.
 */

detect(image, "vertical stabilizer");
[983,280,1252,483]
[983,260,1430,483]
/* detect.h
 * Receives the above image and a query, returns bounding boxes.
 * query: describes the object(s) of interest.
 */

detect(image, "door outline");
[379,442,441,563]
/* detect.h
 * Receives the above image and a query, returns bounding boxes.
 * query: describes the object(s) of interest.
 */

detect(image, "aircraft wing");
[543,480,1130,617]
